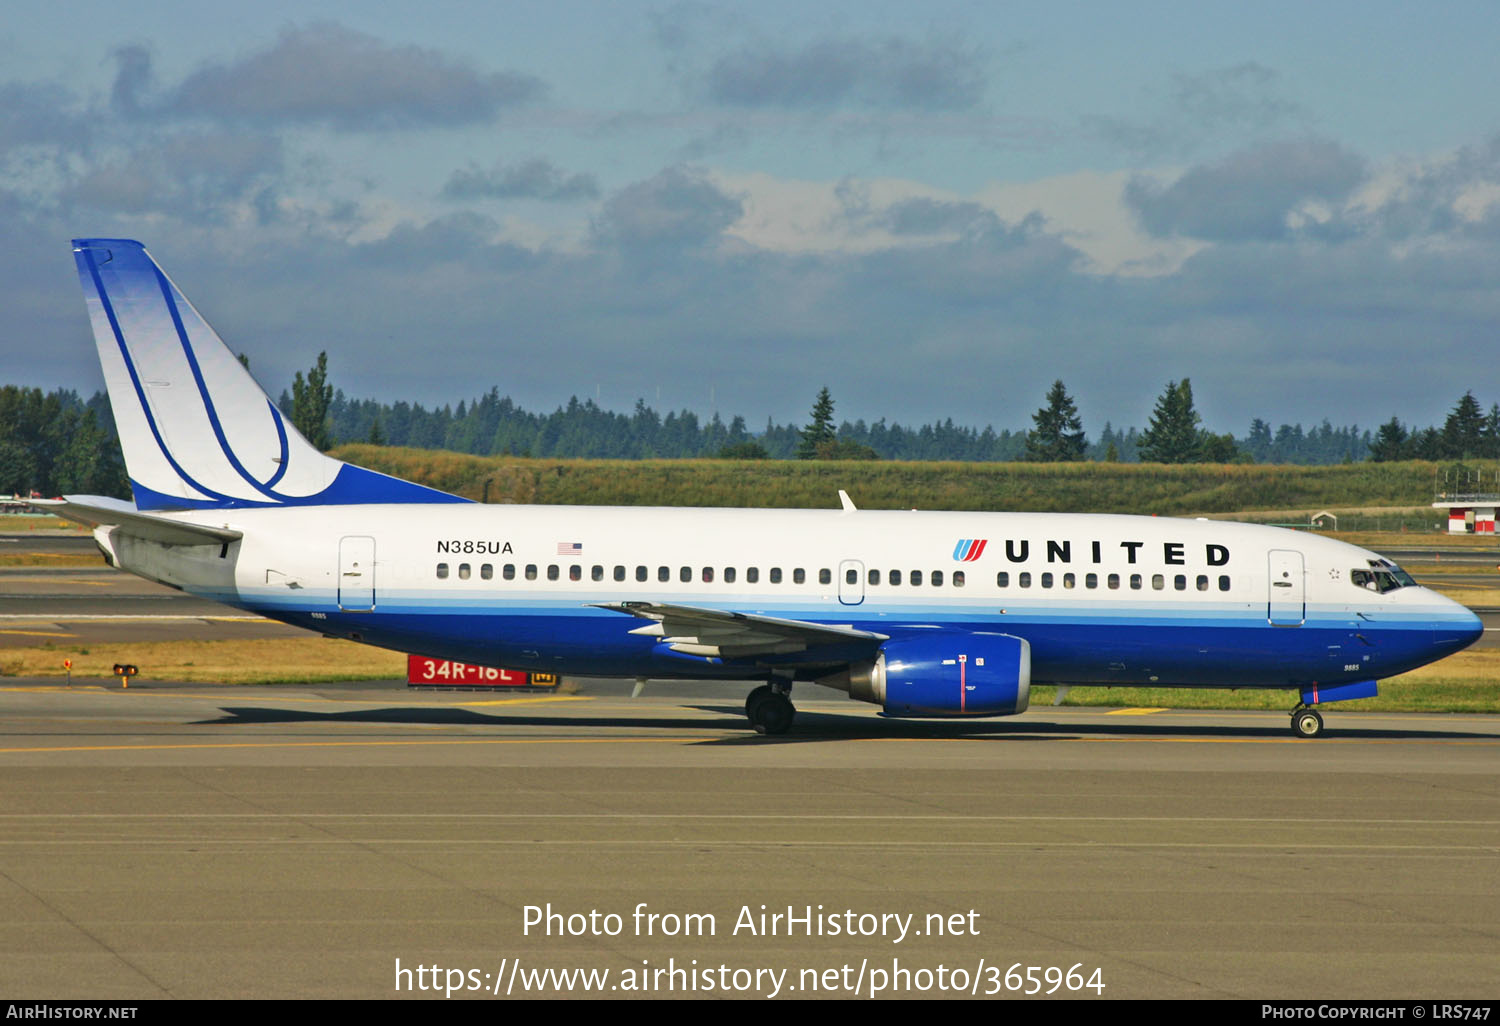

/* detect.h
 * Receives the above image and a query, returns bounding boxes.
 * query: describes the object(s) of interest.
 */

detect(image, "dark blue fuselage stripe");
[265,402,290,489]
[82,248,237,505]
[149,263,290,502]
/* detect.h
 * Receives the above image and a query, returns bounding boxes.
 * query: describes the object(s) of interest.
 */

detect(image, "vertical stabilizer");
[72,239,466,510]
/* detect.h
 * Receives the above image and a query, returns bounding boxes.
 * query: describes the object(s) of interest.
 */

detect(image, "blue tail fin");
[72,239,467,510]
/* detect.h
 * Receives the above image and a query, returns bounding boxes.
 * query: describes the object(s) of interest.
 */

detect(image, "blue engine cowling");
[827,631,1031,717]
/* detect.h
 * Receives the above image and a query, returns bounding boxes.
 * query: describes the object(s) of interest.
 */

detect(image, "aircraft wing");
[32,496,242,546]
[592,601,887,660]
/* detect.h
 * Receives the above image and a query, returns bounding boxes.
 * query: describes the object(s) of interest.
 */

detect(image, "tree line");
[295,372,1390,466]
[3,367,1495,500]
[0,387,128,499]
[1367,393,1500,461]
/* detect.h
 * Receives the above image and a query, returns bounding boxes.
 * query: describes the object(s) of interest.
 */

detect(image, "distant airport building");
[1433,470,1499,533]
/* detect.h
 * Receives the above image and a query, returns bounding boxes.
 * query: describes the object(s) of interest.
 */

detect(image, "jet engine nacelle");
[824,631,1031,717]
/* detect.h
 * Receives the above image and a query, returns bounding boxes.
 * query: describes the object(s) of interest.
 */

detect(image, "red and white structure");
[1432,476,1499,534]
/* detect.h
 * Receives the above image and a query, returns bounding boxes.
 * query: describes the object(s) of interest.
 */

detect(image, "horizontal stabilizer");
[33,496,242,546]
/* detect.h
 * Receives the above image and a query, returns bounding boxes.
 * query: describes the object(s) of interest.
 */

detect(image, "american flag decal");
[952,539,987,562]
[556,542,583,556]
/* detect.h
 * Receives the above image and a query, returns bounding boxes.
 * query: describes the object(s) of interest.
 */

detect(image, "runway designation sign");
[407,655,557,688]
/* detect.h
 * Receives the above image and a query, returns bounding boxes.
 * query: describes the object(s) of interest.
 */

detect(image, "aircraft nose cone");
[1462,608,1484,645]
[1437,607,1484,651]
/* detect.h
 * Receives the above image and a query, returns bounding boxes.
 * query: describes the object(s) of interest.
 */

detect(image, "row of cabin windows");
[430,563,1233,593]
[996,571,1231,592]
[434,563,971,586]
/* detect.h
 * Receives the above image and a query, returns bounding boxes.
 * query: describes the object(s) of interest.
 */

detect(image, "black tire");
[1292,708,1324,739]
[745,684,773,719]
[752,694,796,735]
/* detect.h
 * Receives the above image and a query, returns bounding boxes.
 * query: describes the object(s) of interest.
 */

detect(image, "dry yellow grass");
[0,516,89,532]
[0,637,406,684]
[2,634,1496,713]
[0,551,106,568]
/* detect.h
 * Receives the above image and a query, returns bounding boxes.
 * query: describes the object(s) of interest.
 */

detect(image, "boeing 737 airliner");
[46,238,1482,737]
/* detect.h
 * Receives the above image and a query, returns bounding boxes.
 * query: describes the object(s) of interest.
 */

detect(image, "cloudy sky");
[6,0,1500,436]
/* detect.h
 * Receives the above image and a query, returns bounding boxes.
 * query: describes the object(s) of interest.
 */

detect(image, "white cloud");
[712,167,1198,275]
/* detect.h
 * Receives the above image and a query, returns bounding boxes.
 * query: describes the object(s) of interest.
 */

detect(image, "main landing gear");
[1290,704,1324,739]
[745,681,796,735]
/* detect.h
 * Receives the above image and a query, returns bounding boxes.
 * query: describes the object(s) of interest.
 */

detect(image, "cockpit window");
[1352,560,1417,594]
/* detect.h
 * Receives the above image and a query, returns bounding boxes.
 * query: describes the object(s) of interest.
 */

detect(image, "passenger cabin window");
[821,569,833,585]
[702,567,714,583]
[1219,575,1231,591]
[846,568,858,585]
[1108,573,1120,590]
[1019,572,1032,588]
[503,564,515,580]
[458,563,471,580]
[636,566,648,582]
[547,564,559,581]
[525,564,537,580]
[481,564,493,580]
[868,569,881,586]
[592,565,604,582]
[793,568,806,585]
[770,568,782,584]
[680,566,691,583]
[1041,572,1053,589]
[569,565,582,581]
[932,570,943,586]
[747,568,759,584]
[1152,574,1164,590]
[953,571,965,587]
[1062,573,1075,589]
[725,567,736,584]
[1085,573,1098,589]
[911,570,923,586]
[614,566,626,582]
[889,570,902,586]
[1174,574,1186,591]
[658,566,670,582]
[1196,575,1209,592]
[1130,574,1142,590]
[436,563,449,579]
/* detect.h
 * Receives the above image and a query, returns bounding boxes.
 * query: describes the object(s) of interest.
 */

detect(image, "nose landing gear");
[1291,704,1324,739]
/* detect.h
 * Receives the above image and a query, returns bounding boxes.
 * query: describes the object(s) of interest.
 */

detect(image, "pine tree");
[1442,391,1485,458]
[1369,417,1409,462]
[1245,418,1273,462]
[797,387,837,460]
[1023,380,1086,461]
[291,351,334,451]
[1138,379,1203,463]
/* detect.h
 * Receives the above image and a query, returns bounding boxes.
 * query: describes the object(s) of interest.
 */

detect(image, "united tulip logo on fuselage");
[953,539,987,562]
[954,538,1232,567]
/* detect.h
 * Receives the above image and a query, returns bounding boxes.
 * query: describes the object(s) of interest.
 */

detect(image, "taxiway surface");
[1,680,1496,1000]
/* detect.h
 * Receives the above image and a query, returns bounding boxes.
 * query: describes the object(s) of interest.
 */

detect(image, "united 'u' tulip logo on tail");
[953,539,987,562]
